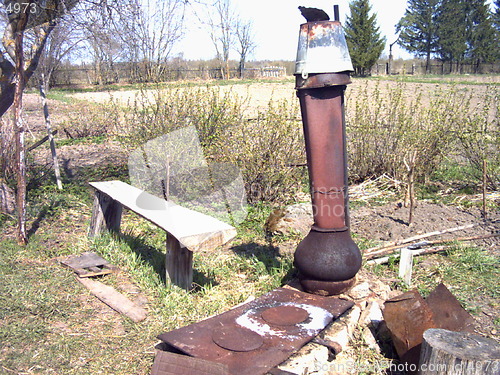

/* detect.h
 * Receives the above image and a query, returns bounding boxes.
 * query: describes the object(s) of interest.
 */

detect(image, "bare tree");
[197,0,236,80]
[112,0,186,82]
[35,17,84,89]
[79,2,122,85]
[0,0,81,244]
[235,18,255,79]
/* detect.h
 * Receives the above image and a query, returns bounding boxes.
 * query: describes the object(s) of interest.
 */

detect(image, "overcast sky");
[174,0,411,61]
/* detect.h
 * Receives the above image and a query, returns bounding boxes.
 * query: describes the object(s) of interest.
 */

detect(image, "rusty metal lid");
[212,325,264,352]
[261,305,309,326]
[295,21,353,78]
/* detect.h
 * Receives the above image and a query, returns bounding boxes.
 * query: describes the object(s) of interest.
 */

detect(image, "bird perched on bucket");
[298,6,330,22]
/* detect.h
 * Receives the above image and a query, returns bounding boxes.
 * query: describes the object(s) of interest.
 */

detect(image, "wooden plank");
[398,247,414,286]
[77,277,147,322]
[165,233,193,290]
[88,190,123,238]
[61,252,115,278]
[151,351,229,375]
[26,129,57,152]
[74,266,114,278]
[89,181,236,251]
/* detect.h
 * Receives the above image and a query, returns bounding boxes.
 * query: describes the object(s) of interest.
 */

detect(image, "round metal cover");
[212,325,263,352]
[261,305,309,326]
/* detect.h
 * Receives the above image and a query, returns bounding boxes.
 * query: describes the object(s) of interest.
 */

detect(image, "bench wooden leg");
[89,190,123,238]
[165,232,193,290]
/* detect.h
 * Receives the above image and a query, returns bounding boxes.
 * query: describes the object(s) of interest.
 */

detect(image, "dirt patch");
[351,200,499,252]
[271,199,499,255]
[22,93,71,133]
[68,80,297,117]
[32,142,128,177]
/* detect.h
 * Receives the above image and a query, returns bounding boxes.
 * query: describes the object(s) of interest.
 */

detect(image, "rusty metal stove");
[293,6,362,296]
[157,287,353,375]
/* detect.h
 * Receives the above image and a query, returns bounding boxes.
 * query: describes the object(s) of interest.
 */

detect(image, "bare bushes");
[116,81,498,206]
[346,82,460,183]
[119,87,305,203]
[118,86,245,160]
[454,85,499,190]
[226,99,305,203]
[62,101,119,139]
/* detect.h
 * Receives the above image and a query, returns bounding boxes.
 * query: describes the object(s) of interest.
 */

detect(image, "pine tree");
[396,0,440,73]
[436,0,497,72]
[435,0,468,71]
[466,0,497,69]
[344,0,385,76]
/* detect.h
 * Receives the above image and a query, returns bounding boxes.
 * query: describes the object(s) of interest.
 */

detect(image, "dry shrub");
[226,99,305,203]
[454,85,499,189]
[62,101,119,139]
[118,86,245,160]
[118,87,306,203]
[346,81,458,183]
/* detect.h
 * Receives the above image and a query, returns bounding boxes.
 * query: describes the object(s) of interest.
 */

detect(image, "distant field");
[67,74,499,116]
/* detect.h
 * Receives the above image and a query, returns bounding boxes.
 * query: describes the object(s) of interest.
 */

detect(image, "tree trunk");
[238,59,244,79]
[419,328,500,374]
[14,21,28,245]
[0,80,16,118]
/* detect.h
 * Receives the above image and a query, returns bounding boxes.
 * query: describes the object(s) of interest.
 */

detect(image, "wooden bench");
[88,180,237,290]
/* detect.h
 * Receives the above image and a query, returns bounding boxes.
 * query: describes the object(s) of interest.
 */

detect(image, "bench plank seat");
[88,180,237,289]
[89,181,236,251]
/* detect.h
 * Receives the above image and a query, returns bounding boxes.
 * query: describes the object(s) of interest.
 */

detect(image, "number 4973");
[6,2,37,14]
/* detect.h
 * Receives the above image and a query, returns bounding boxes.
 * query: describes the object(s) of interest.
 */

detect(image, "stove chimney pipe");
[293,5,362,295]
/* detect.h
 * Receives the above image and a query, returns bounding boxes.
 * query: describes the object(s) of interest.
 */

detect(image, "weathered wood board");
[89,180,237,251]
[77,277,147,323]
[60,252,115,278]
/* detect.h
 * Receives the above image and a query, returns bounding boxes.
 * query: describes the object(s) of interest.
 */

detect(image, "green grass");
[366,74,500,86]
[0,173,294,373]
[0,238,161,374]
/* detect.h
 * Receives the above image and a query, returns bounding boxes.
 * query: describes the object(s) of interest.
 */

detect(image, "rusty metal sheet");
[425,283,475,333]
[151,350,229,375]
[261,305,309,326]
[383,290,436,371]
[212,325,264,352]
[157,287,353,375]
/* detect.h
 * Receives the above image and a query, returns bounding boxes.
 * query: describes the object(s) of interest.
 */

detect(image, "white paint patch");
[235,302,333,341]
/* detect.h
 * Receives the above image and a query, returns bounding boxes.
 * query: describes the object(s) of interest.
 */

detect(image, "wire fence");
[51,64,287,86]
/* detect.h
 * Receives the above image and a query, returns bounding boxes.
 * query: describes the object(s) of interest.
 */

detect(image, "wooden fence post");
[39,76,63,190]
